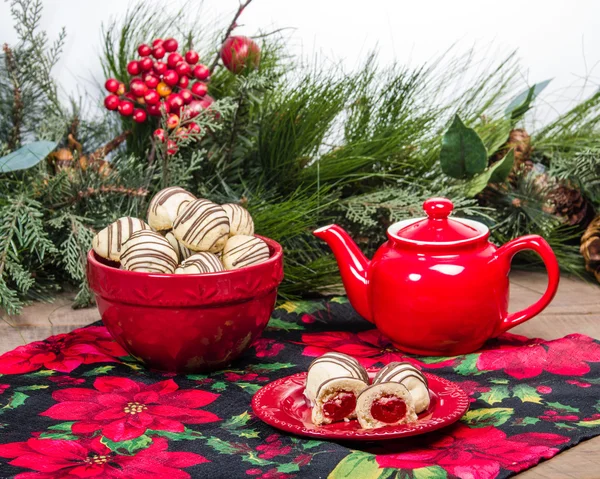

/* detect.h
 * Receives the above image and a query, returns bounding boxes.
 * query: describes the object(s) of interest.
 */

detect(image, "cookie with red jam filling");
[356,382,418,429]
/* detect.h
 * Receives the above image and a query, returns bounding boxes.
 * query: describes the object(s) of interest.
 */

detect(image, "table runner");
[1,298,600,479]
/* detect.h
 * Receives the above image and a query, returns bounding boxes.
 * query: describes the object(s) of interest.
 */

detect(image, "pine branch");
[208,0,254,72]
[2,43,23,150]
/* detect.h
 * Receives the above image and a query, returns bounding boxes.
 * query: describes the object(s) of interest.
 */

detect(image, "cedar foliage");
[1,0,599,315]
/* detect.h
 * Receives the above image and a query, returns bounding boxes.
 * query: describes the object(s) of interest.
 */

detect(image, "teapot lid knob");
[423,197,453,220]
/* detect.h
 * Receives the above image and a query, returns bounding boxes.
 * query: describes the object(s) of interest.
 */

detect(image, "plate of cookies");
[251,352,469,440]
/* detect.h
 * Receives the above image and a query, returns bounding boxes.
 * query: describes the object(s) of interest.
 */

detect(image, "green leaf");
[29,370,55,377]
[577,419,600,428]
[266,317,304,331]
[206,436,238,455]
[328,451,386,479]
[278,300,325,315]
[3,392,29,410]
[462,407,513,427]
[413,466,448,479]
[330,297,349,304]
[211,381,227,391]
[277,463,301,473]
[0,141,57,172]
[250,362,295,372]
[147,428,202,440]
[48,422,75,431]
[554,422,576,430]
[39,432,78,439]
[463,150,514,196]
[514,417,540,426]
[595,400,600,413]
[505,79,552,119]
[302,440,325,450]
[418,356,453,364]
[546,402,579,413]
[237,382,261,394]
[490,379,509,384]
[455,354,480,375]
[479,385,510,405]
[242,450,275,466]
[440,115,487,179]
[240,429,261,439]
[101,434,152,455]
[512,384,542,404]
[223,411,252,430]
[15,385,48,391]
[83,365,115,376]
[187,374,209,381]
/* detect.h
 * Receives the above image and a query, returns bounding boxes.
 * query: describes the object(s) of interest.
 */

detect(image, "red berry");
[104,94,120,110]
[191,82,208,97]
[144,73,160,89]
[167,52,183,68]
[144,89,160,105]
[130,78,148,97]
[127,61,141,76]
[105,78,120,93]
[188,122,201,134]
[199,94,214,109]
[163,69,179,87]
[116,82,126,95]
[166,93,184,114]
[138,44,152,57]
[140,57,153,71]
[175,62,191,77]
[124,92,137,102]
[153,128,166,142]
[185,50,199,65]
[178,75,189,89]
[186,100,202,118]
[167,139,178,155]
[192,64,210,80]
[179,89,193,104]
[118,100,134,116]
[152,46,166,59]
[163,38,178,53]
[220,36,261,74]
[147,103,162,116]
[133,108,147,123]
[152,38,163,48]
[153,61,167,75]
[167,113,180,129]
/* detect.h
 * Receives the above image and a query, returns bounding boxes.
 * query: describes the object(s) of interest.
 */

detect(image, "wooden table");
[2,271,599,478]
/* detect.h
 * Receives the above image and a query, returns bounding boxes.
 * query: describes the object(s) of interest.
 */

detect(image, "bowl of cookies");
[87,186,284,373]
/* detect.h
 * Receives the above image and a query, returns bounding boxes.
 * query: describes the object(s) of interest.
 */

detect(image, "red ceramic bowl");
[87,235,283,373]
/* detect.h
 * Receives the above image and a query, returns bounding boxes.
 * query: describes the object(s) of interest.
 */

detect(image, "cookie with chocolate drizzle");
[356,382,418,429]
[120,230,178,273]
[175,252,224,274]
[92,217,150,262]
[165,232,194,262]
[172,199,230,253]
[221,235,269,270]
[373,361,430,413]
[222,203,254,236]
[147,187,196,231]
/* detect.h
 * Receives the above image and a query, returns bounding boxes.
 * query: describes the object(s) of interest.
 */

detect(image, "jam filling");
[322,391,357,422]
[371,395,407,423]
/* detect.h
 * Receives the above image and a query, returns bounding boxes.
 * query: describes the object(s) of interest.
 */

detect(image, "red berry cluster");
[103,37,214,132]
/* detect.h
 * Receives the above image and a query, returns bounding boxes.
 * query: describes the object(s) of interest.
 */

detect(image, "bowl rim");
[87,234,283,278]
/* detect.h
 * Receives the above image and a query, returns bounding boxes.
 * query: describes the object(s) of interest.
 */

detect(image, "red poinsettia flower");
[300,329,455,369]
[477,333,600,379]
[0,384,9,394]
[455,380,491,403]
[224,372,268,382]
[376,424,569,479]
[253,338,285,358]
[48,376,86,387]
[0,326,126,374]
[256,434,292,460]
[0,436,207,479]
[41,377,219,441]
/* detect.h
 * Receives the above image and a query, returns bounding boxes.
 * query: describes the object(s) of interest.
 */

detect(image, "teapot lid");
[390,198,487,245]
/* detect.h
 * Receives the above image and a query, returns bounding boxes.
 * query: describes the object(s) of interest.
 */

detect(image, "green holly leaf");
[101,434,152,455]
[266,317,304,331]
[413,466,448,479]
[479,385,510,405]
[577,419,600,428]
[206,436,238,455]
[302,440,325,450]
[462,408,513,427]
[211,381,227,391]
[277,463,301,473]
[223,411,252,430]
[83,365,115,376]
[187,374,208,381]
[2,392,29,410]
[594,400,600,413]
[250,362,295,372]
[514,417,540,427]
[464,149,514,196]
[237,382,261,394]
[0,141,58,172]
[330,297,348,304]
[278,300,325,315]
[546,402,579,413]
[440,115,488,179]
[146,428,202,440]
[240,429,261,439]
[454,354,481,375]
[48,422,75,432]
[512,384,542,404]
[39,431,78,440]
[328,451,388,479]
[418,356,453,364]
[15,385,48,391]
[553,422,576,430]
[490,379,509,384]
[29,369,55,377]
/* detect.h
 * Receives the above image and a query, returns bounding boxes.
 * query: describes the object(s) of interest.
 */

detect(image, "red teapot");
[314,197,560,356]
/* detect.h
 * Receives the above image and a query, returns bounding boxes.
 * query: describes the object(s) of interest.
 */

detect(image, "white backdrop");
[1,0,599,125]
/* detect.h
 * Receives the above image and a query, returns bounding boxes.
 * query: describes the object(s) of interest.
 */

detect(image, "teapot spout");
[313,224,373,322]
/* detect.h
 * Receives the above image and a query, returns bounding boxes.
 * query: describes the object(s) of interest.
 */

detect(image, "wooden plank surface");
[1,271,599,477]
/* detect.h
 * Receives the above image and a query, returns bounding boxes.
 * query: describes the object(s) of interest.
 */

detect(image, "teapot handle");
[494,235,560,336]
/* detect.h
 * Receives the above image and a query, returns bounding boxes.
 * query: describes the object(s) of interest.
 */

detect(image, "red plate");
[251,370,469,440]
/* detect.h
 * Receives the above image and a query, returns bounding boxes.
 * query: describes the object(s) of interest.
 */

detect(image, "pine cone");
[547,180,594,227]
[581,215,600,283]
[491,128,533,184]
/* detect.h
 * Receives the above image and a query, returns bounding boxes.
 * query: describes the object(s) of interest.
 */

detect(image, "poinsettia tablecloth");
[1,298,600,479]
